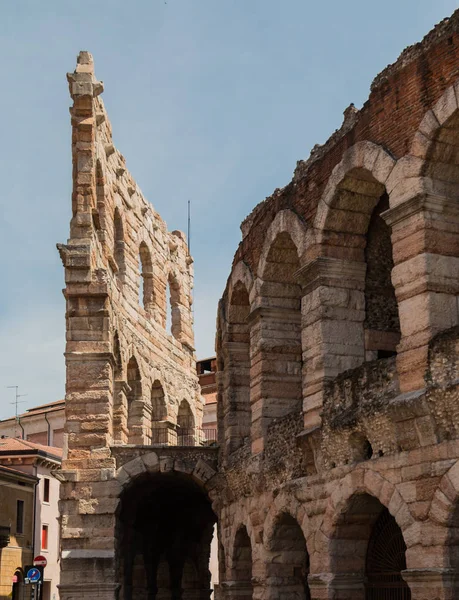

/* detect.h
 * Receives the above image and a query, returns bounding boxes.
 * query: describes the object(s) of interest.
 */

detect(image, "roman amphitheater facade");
[59,12,459,600]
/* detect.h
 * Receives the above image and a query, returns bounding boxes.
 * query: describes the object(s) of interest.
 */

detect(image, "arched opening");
[231,526,253,598]
[267,513,310,599]
[151,380,168,445]
[364,193,400,360]
[127,356,144,445]
[113,331,128,444]
[167,272,183,340]
[166,279,173,333]
[12,569,24,600]
[114,208,125,275]
[321,168,400,365]
[223,281,251,456]
[177,400,195,446]
[330,494,410,600]
[139,242,154,312]
[116,472,216,600]
[254,231,302,451]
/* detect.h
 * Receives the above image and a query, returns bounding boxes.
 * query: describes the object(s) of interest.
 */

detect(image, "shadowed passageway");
[116,473,216,600]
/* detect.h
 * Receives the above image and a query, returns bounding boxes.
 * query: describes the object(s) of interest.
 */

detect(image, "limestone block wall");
[215,10,459,600]
[57,52,202,600]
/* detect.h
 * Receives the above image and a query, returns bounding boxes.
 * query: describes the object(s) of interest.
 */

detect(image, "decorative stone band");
[381,193,459,228]
[295,257,367,295]
[246,305,302,324]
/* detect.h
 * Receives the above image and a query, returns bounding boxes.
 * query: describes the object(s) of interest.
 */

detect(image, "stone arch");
[306,142,400,387]
[112,329,128,444]
[251,211,305,452]
[229,525,253,597]
[177,399,195,446]
[322,470,414,541]
[313,141,396,233]
[381,85,459,392]
[319,470,415,598]
[226,261,255,315]
[126,355,147,445]
[257,209,309,279]
[263,492,310,552]
[325,488,411,599]
[115,463,216,600]
[139,241,154,312]
[221,264,254,458]
[150,380,169,445]
[264,510,311,600]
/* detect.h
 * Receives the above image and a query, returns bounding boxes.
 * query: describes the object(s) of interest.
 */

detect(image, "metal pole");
[187,199,191,254]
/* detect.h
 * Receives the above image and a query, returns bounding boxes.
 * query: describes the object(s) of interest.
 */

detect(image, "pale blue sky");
[0,0,457,418]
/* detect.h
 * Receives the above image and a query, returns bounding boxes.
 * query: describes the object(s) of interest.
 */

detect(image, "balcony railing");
[151,427,217,447]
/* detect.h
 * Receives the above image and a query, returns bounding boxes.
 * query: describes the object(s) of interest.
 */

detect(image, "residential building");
[0,464,36,600]
[0,439,61,600]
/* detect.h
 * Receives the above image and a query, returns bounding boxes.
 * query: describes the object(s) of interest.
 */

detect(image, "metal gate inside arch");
[365,508,411,600]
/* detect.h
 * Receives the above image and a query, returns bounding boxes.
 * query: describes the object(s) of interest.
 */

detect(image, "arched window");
[167,272,182,339]
[126,356,144,444]
[139,242,154,312]
[113,208,125,275]
[223,281,251,456]
[254,231,302,452]
[177,400,195,446]
[151,380,167,444]
[364,193,400,360]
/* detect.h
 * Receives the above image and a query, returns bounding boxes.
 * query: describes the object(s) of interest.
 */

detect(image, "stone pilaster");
[402,568,458,600]
[298,257,367,430]
[221,341,251,456]
[383,193,459,392]
[249,306,302,454]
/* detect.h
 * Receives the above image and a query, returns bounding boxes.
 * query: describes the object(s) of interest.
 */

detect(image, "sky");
[0,0,457,419]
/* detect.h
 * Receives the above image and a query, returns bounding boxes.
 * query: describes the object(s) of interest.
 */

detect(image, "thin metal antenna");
[7,386,27,438]
[187,199,191,254]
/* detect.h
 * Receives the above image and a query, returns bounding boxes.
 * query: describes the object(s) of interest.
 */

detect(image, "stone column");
[383,194,459,392]
[297,257,367,430]
[113,380,129,444]
[249,306,302,454]
[402,568,457,600]
[221,341,251,457]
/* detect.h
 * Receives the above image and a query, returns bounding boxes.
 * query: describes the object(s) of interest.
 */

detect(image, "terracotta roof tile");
[0,437,62,458]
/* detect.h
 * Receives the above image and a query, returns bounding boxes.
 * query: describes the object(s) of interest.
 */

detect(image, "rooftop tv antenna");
[187,199,191,254]
[7,386,27,439]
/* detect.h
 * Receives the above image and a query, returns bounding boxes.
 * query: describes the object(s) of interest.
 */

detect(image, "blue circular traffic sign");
[27,568,41,583]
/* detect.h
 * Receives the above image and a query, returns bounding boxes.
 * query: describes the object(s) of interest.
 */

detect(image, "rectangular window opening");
[41,524,48,550]
[43,478,50,503]
[16,500,24,534]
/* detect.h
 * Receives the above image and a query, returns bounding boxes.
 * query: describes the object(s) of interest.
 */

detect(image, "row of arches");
[219,79,459,454]
[113,350,196,446]
[229,494,409,600]
[220,183,400,454]
[112,206,186,340]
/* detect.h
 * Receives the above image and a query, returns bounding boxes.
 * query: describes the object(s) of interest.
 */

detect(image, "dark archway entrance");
[331,494,410,600]
[116,472,216,600]
[365,508,410,599]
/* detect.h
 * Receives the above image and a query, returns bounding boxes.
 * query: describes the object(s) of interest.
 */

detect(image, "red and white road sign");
[33,555,47,567]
